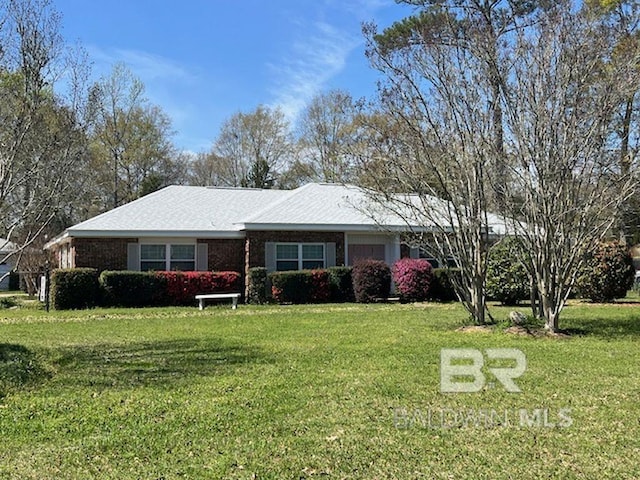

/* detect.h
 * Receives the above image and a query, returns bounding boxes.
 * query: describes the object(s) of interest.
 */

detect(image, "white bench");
[195,293,241,310]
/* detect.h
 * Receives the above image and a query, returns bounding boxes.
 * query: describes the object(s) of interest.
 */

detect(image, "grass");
[0,300,639,479]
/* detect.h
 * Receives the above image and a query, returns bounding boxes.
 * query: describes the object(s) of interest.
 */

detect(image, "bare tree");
[584,0,640,243]
[362,0,638,329]
[500,5,639,331]
[212,105,294,188]
[89,63,181,208]
[0,0,91,284]
[186,151,237,187]
[362,11,509,325]
[297,89,358,183]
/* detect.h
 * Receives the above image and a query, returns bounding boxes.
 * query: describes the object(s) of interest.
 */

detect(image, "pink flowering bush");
[392,258,433,302]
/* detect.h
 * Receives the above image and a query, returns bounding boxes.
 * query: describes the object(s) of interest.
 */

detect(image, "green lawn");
[0,300,639,479]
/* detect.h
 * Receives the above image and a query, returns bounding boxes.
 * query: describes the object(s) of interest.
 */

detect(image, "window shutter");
[196,243,208,271]
[410,246,420,259]
[127,243,140,271]
[265,242,276,272]
[325,242,336,267]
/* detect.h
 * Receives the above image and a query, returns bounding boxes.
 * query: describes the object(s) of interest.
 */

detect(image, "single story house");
[44,183,508,292]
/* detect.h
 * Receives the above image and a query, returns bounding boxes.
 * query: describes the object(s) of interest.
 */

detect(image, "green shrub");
[269,270,331,304]
[392,258,433,302]
[100,271,165,307]
[576,241,635,302]
[327,266,354,302]
[486,238,530,305]
[428,268,460,302]
[51,268,100,310]
[352,259,391,303]
[247,267,269,304]
[8,271,19,291]
[269,271,312,304]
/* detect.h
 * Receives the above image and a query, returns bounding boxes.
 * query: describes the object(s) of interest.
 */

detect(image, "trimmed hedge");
[428,268,460,302]
[269,270,331,304]
[392,258,433,302]
[100,271,165,308]
[52,269,242,309]
[51,268,100,310]
[247,267,269,304]
[576,241,635,302]
[327,266,354,302]
[352,259,391,303]
[158,271,241,306]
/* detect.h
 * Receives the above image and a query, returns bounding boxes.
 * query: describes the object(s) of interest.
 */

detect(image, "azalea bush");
[392,258,433,302]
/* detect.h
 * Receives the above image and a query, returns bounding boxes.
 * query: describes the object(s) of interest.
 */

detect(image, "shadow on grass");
[0,344,52,398]
[562,314,640,339]
[53,339,269,389]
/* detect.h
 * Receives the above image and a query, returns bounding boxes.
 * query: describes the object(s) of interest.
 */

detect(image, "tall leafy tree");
[376,0,547,205]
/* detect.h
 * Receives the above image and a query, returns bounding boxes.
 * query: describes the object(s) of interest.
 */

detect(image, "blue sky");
[54,0,410,153]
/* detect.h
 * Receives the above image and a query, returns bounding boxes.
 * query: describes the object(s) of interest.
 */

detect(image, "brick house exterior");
[71,238,137,271]
[46,183,507,295]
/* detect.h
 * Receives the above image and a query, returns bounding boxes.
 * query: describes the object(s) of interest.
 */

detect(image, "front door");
[348,244,386,266]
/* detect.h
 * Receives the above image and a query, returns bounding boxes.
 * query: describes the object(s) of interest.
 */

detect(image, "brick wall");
[197,239,245,273]
[69,233,345,278]
[72,238,136,272]
[245,231,345,272]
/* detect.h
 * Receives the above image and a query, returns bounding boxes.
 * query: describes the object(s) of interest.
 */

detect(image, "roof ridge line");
[236,183,316,224]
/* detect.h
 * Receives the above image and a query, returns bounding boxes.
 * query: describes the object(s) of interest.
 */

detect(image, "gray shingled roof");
[237,183,412,230]
[50,183,509,244]
[65,185,289,237]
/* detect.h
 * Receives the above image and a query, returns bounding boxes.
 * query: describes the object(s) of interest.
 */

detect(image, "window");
[276,243,325,271]
[170,245,196,271]
[141,244,195,271]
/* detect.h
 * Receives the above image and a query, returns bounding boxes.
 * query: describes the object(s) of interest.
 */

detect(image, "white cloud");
[267,0,389,126]
[268,20,361,124]
[86,45,197,85]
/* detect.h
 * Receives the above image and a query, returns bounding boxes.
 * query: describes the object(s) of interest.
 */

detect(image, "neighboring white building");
[0,238,17,291]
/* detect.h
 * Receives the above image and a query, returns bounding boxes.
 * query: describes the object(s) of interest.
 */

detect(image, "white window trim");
[140,243,196,271]
[275,243,326,271]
